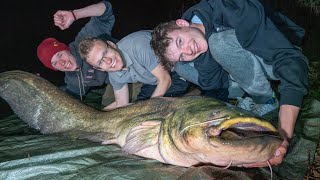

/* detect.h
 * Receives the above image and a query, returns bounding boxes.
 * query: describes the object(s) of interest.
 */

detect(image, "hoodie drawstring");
[76,68,86,101]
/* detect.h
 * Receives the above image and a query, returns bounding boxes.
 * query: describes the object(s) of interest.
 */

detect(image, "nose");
[104,57,112,64]
[181,44,192,56]
[58,59,67,66]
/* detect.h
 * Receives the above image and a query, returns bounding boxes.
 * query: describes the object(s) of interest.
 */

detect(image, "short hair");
[78,38,114,62]
[151,20,182,71]
[78,37,101,61]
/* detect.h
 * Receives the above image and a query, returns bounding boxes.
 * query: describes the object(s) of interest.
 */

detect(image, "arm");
[118,31,171,97]
[150,64,171,97]
[102,84,129,111]
[54,1,107,30]
[73,0,115,42]
[187,0,308,98]
[278,105,300,139]
[193,1,306,167]
[62,1,114,93]
[207,0,307,155]
[271,105,300,164]
[220,0,309,105]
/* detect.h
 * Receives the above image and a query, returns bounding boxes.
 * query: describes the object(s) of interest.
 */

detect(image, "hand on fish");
[243,139,288,167]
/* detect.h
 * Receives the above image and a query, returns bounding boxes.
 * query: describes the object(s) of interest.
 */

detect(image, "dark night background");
[1,0,191,83]
[1,0,319,116]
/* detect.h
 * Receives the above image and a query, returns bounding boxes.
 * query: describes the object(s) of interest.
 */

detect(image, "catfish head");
[157,97,282,167]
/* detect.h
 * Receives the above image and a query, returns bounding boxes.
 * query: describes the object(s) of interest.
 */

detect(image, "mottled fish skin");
[0,71,282,167]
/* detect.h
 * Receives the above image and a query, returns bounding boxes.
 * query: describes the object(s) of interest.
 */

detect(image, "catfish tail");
[0,70,99,134]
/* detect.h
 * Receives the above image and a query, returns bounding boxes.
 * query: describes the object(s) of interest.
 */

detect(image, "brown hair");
[151,20,182,71]
[78,37,101,61]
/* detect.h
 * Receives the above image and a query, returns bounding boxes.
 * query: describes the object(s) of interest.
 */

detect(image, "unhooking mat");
[0,92,319,180]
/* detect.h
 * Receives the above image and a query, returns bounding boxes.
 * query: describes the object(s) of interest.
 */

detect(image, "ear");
[176,19,190,27]
[106,40,117,49]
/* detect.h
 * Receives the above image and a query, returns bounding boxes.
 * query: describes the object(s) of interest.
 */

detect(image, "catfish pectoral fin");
[122,120,161,154]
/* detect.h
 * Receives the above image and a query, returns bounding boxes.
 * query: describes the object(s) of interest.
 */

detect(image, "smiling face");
[51,50,78,71]
[85,40,124,72]
[165,20,208,62]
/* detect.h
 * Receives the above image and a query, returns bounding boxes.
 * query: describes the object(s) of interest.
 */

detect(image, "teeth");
[65,61,70,69]
[111,59,116,68]
[195,42,198,54]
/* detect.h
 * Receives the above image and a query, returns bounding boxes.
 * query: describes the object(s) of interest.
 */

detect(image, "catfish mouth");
[206,117,281,141]
[218,127,279,141]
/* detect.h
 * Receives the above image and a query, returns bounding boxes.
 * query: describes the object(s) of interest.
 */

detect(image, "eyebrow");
[57,52,62,58]
[175,37,183,61]
[52,53,61,66]
[100,49,106,59]
[97,48,108,66]
[175,36,180,49]
[103,48,108,57]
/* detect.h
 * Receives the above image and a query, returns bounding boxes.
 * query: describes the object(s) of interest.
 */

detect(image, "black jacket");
[64,0,116,98]
[182,0,308,107]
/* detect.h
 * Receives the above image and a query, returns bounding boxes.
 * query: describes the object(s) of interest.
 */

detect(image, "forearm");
[278,104,300,139]
[151,78,171,98]
[72,1,106,20]
[150,64,172,98]
[105,84,129,110]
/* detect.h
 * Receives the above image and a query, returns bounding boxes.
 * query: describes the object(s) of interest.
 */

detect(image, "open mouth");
[206,117,280,141]
[218,126,279,141]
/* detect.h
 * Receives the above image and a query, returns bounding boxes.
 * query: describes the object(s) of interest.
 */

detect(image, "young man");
[79,30,190,110]
[37,0,116,100]
[150,0,309,167]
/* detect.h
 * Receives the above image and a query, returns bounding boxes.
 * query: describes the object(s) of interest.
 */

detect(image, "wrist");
[70,10,77,21]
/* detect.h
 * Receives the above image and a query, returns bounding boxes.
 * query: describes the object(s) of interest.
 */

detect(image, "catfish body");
[0,71,282,167]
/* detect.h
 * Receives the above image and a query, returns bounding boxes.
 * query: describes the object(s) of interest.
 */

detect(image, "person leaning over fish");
[37,0,117,100]
[150,0,308,167]
[78,31,190,111]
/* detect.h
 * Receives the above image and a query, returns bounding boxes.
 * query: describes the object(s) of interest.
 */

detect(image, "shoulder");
[108,71,120,80]
[117,30,156,62]
[117,30,152,46]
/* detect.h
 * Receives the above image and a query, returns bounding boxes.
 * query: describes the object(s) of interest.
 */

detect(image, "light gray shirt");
[108,30,159,90]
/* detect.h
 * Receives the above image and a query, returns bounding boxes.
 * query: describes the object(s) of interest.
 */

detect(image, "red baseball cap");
[37,38,70,71]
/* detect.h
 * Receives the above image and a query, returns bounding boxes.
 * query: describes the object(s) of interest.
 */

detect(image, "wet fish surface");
[0,71,282,167]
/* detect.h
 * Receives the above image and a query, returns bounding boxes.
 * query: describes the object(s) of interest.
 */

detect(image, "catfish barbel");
[0,70,282,167]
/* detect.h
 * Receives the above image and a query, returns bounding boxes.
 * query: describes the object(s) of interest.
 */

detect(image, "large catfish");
[0,71,282,167]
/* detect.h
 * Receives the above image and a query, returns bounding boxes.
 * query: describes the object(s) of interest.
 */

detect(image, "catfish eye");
[211,109,221,116]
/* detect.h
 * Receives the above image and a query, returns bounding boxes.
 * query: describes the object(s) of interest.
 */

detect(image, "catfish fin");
[122,120,161,154]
